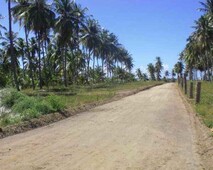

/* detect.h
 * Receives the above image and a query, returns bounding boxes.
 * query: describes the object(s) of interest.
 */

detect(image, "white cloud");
[162,64,169,71]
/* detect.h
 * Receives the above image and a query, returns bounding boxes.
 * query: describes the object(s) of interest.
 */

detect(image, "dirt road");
[0,83,205,169]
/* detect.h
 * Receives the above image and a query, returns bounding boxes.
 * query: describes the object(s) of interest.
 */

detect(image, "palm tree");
[16,37,26,77]
[147,63,155,81]
[155,56,163,81]
[81,18,101,82]
[12,0,36,89]
[199,0,213,16]
[26,0,55,89]
[0,32,21,81]
[165,70,169,79]
[194,16,212,80]
[6,0,20,90]
[54,0,86,86]
[0,14,6,37]
[136,68,143,80]
[171,69,176,81]
[174,61,184,78]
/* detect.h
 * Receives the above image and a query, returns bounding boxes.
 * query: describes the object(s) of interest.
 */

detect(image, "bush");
[35,100,54,114]
[12,96,36,113]
[0,114,21,126]
[1,89,26,108]
[0,90,66,126]
[21,109,41,121]
[46,95,65,112]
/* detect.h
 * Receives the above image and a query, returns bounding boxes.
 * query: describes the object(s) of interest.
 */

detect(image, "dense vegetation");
[175,0,213,129]
[175,0,213,81]
[0,0,136,90]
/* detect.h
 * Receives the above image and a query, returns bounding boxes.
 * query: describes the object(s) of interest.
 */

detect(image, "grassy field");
[0,81,162,127]
[195,82,213,128]
[23,81,163,109]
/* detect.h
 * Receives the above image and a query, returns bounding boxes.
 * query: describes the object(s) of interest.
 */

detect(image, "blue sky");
[0,0,202,74]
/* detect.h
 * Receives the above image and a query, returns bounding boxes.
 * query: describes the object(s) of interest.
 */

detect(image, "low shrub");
[46,95,65,112]
[0,89,66,126]
[0,114,21,126]
[1,89,26,108]
[35,100,54,114]
[21,108,41,121]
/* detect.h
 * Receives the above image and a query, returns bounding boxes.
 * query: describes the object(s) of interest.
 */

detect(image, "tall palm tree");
[16,37,26,77]
[194,16,212,80]
[199,0,213,16]
[0,32,21,80]
[54,0,85,86]
[81,18,101,82]
[136,68,143,80]
[26,0,55,89]
[12,0,36,89]
[147,63,155,81]
[6,0,20,90]
[174,61,184,78]
[155,56,163,81]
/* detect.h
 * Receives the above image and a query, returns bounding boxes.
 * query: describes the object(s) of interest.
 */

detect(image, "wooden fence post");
[184,75,187,94]
[189,82,193,99]
[195,82,201,104]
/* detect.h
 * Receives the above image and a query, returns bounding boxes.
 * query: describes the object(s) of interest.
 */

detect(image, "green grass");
[0,89,65,126]
[180,81,213,128]
[195,82,213,128]
[0,81,162,127]
[61,81,162,108]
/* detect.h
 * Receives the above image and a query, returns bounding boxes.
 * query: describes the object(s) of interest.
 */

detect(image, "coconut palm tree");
[54,0,86,86]
[81,18,101,81]
[0,32,21,78]
[12,0,36,89]
[174,61,184,78]
[147,63,155,81]
[26,0,55,89]
[0,14,6,37]
[155,56,163,81]
[136,68,143,80]
[6,0,20,90]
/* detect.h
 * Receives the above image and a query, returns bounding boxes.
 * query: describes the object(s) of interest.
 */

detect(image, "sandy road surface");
[0,83,204,170]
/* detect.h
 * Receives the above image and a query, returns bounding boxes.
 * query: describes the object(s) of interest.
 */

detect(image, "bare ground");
[0,83,212,170]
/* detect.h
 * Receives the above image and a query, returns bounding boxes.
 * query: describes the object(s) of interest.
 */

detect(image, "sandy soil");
[0,83,211,170]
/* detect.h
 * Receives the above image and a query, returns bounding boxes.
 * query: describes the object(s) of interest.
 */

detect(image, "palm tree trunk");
[42,42,48,88]
[37,32,42,89]
[87,50,91,82]
[93,54,95,83]
[25,27,35,90]
[102,58,104,74]
[64,46,68,87]
[8,0,20,91]
[22,49,25,78]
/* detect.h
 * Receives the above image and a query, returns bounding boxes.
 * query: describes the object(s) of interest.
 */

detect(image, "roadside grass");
[0,81,162,127]
[195,82,213,128]
[0,89,65,127]
[181,81,213,128]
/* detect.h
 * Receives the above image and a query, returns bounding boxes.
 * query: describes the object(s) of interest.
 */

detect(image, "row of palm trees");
[0,0,134,90]
[136,57,165,81]
[180,0,213,81]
